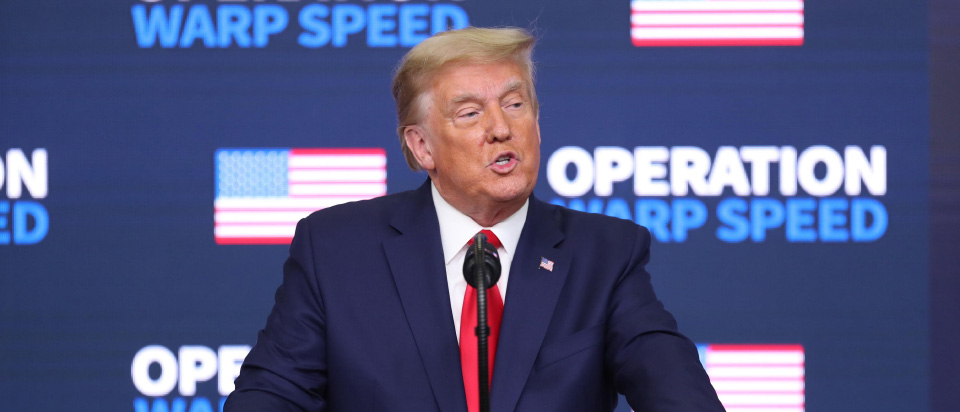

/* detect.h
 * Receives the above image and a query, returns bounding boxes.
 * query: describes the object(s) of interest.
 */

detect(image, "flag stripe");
[631,0,804,12]
[288,183,386,196]
[711,377,804,381]
[216,225,298,237]
[215,197,370,209]
[216,211,318,223]
[710,379,805,391]
[288,169,387,182]
[216,237,292,245]
[632,27,804,39]
[632,12,803,25]
[710,344,805,352]
[633,24,803,29]
[725,408,804,412]
[633,38,804,46]
[290,148,386,155]
[707,351,805,364]
[708,366,804,378]
[719,393,804,405]
[289,155,386,168]
[635,9,804,14]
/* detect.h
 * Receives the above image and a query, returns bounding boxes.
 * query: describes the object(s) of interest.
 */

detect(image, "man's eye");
[508,102,523,109]
[460,111,479,118]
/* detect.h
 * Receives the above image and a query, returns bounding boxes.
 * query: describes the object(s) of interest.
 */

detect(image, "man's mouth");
[489,152,519,173]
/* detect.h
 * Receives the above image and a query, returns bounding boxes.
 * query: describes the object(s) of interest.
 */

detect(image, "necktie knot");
[468,229,502,250]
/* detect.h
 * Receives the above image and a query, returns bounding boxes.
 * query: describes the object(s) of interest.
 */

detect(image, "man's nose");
[485,105,511,142]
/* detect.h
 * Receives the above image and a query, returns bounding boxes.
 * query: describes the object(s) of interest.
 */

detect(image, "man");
[224,27,724,412]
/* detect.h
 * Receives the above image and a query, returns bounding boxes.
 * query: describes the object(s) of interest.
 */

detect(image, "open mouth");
[489,151,519,173]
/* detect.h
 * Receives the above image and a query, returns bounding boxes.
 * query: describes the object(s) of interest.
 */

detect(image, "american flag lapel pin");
[539,257,554,272]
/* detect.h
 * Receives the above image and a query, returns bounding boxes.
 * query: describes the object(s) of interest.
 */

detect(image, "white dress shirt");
[430,182,528,343]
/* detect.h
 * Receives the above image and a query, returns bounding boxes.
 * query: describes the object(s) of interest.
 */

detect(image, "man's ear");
[403,125,436,171]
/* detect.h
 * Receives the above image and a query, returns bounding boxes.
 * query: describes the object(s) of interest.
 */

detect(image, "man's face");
[410,61,541,212]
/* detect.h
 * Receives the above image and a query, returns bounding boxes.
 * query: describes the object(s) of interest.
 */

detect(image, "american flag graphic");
[699,344,805,412]
[214,148,387,245]
[538,257,555,272]
[631,0,805,47]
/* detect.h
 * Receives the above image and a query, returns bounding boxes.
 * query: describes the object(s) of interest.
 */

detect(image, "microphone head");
[463,233,502,289]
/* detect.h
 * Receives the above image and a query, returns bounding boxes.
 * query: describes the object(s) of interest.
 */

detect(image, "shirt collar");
[431,181,529,265]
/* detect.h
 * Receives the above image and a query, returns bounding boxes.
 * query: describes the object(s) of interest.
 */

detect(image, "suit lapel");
[490,197,571,412]
[383,181,467,412]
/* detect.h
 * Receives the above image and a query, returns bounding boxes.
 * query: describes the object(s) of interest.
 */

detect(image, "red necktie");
[461,230,504,412]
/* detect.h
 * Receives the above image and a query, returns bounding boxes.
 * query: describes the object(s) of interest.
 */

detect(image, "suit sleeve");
[223,219,328,412]
[604,227,726,412]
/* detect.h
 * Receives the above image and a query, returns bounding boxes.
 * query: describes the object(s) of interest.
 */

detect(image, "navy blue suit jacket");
[224,181,724,412]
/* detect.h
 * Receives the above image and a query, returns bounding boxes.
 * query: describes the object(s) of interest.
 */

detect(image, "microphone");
[463,232,502,289]
[462,232,501,412]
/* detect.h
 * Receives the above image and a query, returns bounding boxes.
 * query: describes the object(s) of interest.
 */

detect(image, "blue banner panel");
[0,1,929,411]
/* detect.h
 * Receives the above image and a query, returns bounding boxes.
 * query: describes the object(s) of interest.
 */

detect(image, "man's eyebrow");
[500,80,524,98]
[450,79,523,106]
[450,93,482,106]
[447,79,527,106]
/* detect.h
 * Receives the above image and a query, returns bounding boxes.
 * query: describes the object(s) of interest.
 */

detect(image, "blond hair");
[392,27,537,171]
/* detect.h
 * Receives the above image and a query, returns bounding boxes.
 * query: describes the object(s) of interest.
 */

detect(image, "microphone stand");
[472,238,491,412]
[464,233,500,412]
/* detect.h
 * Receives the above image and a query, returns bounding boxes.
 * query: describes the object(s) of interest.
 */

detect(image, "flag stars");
[217,149,288,197]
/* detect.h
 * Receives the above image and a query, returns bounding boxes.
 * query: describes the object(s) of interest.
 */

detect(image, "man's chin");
[486,182,535,204]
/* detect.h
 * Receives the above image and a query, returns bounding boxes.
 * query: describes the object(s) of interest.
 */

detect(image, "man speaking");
[224,27,724,412]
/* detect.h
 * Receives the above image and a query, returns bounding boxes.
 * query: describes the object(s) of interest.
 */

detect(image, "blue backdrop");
[0,1,935,411]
